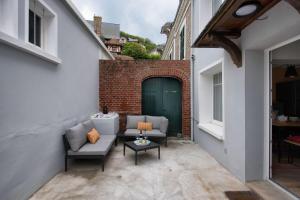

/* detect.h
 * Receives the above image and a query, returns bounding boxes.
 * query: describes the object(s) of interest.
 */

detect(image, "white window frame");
[0,0,60,64]
[179,18,186,60]
[26,0,57,56]
[198,58,225,140]
[212,72,223,125]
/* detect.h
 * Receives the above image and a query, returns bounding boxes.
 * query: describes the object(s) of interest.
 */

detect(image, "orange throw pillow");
[87,128,100,144]
[137,122,152,131]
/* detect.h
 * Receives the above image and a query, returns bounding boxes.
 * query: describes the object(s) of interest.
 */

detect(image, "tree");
[122,42,148,59]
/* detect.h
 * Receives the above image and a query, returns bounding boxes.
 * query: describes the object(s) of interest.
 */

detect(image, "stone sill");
[0,32,61,64]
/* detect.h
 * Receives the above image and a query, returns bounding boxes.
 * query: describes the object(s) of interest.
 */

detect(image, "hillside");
[120,31,157,53]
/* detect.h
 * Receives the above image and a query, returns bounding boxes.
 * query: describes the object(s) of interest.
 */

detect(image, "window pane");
[180,27,185,60]
[35,15,41,47]
[29,10,35,44]
[213,72,223,122]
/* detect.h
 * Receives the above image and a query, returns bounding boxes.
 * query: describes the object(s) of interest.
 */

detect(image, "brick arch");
[99,60,191,138]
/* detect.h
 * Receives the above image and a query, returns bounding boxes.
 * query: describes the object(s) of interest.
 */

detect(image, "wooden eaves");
[192,0,300,67]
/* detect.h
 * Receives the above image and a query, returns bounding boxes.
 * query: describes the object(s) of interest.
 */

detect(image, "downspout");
[191,54,195,141]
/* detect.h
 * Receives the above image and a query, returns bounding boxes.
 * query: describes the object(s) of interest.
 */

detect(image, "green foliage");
[122,42,148,60]
[146,54,161,60]
[121,31,157,53]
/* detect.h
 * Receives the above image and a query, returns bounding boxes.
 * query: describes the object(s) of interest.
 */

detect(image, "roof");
[105,38,122,46]
[102,22,120,39]
[192,0,284,67]
[62,0,115,60]
[86,20,120,39]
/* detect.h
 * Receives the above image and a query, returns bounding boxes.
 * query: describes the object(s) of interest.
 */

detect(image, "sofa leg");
[65,156,68,172]
[165,137,168,147]
[102,157,105,172]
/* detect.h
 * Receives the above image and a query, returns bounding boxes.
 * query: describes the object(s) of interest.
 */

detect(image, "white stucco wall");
[0,1,110,199]
[192,0,300,182]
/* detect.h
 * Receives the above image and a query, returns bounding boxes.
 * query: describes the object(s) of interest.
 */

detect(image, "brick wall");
[99,60,191,138]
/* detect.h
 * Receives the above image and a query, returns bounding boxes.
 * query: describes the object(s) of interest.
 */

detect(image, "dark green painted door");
[142,78,182,136]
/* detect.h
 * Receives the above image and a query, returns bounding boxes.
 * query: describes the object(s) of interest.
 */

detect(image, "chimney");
[94,16,102,37]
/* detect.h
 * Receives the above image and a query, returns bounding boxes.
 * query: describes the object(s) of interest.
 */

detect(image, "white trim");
[198,58,225,140]
[63,0,114,60]
[179,18,187,60]
[267,180,299,200]
[198,123,224,140]
[162,1,191,59]
[173,39,176,59]
[263,34,300,196]
[0,31,61,64]
[199,58,223,74]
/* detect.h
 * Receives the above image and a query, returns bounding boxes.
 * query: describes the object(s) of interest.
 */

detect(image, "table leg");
[123,144,125,156]
[135,151,138,165]
[288,143,291,163]
[158,146,160,160]
[291,145,294,164]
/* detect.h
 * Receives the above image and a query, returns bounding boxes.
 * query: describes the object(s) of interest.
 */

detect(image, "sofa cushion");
[66,123,87,151]
[68,135,116,156]
[126,115,145,129]
[144,130,166,137]
[137,122,152,131]
[160,117,169,133]
[87,128,100,144]
[146,116,162,129]
[124,129,140,136]
[82,120,95,132]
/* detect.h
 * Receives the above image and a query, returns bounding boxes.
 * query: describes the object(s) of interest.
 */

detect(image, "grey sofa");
[124,115,169,146]
[63,120,116,172]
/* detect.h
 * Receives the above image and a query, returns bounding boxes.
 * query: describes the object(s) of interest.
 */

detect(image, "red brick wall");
[99,60,191,138]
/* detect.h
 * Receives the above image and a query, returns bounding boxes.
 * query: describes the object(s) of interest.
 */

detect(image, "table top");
[285,139,300,147]
[272,120,300,127]
[124,141,159,151]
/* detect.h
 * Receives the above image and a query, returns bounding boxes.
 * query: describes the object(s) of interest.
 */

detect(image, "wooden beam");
[208,34,242,67]
[211,30,241,39]
[285,0,300,14]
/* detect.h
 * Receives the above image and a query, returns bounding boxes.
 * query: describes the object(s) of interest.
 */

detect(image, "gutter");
[63,0,115,60]
[191,54,195,141]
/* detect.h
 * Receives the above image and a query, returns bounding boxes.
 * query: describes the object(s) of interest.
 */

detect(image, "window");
[213,72,223,122]
[180,26,185,60]
[29,9,41,47]
[198,59,224,140]
[169,51,172,60]
[27,0,58,55]
[0,0,60,63]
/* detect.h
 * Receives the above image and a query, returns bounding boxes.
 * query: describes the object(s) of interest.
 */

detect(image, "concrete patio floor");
[30,140,249,200]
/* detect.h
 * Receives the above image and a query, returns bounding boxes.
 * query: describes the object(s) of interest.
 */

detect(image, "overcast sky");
[70,0,179,44]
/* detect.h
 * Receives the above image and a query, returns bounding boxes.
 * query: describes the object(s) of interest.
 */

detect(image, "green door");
[142,78,182,136]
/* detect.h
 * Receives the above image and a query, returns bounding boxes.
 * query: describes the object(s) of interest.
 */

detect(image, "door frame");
[263,34,300,199]
[141,76,183,135]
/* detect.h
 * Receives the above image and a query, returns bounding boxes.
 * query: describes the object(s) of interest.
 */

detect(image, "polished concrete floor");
[30,140,250,200]
[272,153,300,198]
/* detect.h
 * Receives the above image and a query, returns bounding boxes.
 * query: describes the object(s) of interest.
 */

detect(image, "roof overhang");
[192,0,300,67]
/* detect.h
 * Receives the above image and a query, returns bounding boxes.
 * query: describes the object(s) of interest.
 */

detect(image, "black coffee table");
[123,141,160,165]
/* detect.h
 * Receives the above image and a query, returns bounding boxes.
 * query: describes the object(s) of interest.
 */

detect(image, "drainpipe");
[191,54,195,141]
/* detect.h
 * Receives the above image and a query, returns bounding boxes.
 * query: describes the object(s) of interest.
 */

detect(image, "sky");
[70,0,179,44]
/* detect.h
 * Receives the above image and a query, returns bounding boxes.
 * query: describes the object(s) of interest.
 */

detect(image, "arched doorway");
[142,77,182,137]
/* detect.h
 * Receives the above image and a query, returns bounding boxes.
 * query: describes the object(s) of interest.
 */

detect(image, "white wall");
[0,0,18,38]
[192,0,300,182]
[0,1,107,199]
